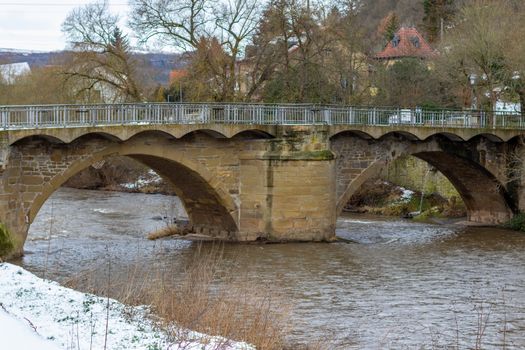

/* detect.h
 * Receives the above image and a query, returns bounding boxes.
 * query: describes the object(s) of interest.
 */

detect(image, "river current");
[14,187,525,349]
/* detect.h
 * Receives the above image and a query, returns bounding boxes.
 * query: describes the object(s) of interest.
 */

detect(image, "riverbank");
[0,262,254,350]
[64,157,177,195]
[344,179,467,221]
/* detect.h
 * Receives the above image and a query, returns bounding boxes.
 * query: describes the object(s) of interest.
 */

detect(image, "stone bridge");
[1,103,524,258]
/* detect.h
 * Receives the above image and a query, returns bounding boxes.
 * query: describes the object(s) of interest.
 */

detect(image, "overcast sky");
[0,1,129,51]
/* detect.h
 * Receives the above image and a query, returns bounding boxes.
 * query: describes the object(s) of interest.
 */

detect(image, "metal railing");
[0,103,523,130]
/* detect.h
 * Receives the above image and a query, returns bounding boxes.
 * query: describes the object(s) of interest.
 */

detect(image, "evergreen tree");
[110,27,127,50]
[378,12,400,43]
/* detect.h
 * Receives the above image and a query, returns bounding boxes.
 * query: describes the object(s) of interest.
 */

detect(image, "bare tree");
[254,0,371,103]
[323,5,372,104]
[243,0,295,101]
[62,1,143,102]
[253,0,331,102]
[130,0,261,101]
[438,0,523,113]
[129,0,210,50]
[504,2,525,111]
[216,0,261,98]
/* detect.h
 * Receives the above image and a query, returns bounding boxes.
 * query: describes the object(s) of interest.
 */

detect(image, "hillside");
[0,50,186,85]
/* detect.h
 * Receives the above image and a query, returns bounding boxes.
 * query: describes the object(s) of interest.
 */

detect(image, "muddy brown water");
[13,188,525,349]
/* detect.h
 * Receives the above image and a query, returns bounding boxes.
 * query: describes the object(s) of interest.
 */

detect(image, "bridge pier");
[239,153,336,242]
[238,126,337,241]
[0,141,42,258]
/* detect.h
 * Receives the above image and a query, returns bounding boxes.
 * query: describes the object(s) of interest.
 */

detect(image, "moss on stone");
[263,150,334,161]
[293,150,334,160]
[0,223,14,259]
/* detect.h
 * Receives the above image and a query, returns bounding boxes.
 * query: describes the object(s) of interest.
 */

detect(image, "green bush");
[0,223,14,259]
[504,213,525,232]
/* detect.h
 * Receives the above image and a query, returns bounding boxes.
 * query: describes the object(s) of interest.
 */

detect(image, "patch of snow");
[0,309,62,350]
[120,172,163,190]
[120,182,137,190]
[0,263,254,350]
[400,188,415,201]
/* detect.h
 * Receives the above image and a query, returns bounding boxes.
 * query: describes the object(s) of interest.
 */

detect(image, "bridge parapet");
[1,103,523,130]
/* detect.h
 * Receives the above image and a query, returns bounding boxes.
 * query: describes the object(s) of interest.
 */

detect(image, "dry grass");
[65,243,291,349]
[147,225,183,240]
[153,246,290,349]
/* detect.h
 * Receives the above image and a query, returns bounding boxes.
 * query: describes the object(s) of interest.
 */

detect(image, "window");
[410,36,420,48]
[392,34,400,47]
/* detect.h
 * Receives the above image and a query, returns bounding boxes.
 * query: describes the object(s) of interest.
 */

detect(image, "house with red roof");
[374,27,436,62]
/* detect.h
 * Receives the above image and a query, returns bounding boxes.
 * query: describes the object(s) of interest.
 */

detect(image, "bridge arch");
[332,135,516,224]
[8,135,241,254]
[378,131,420,141]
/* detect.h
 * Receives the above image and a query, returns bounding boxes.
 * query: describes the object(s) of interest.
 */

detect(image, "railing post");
[224,104,229,123]
[1,107,6,129]
[33,107,38,128]
[303,108,308,124]
[323,108,331,125]
[204,105,210,123]
[480,110,484,127]
[27,107,32,127]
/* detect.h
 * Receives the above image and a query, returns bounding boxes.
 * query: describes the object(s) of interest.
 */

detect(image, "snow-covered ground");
[120,170,163,191]
[0,309,62,350]
[0,263,253,350]
[400,187,415,202]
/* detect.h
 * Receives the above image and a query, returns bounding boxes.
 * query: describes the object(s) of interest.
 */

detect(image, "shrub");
[0,223,14,259]
[503,213,525,232]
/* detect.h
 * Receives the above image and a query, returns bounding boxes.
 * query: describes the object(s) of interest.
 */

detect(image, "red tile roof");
[375,27,436,60]
[169,69,188,82]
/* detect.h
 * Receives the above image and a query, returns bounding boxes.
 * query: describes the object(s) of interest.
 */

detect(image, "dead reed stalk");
[65,243,291,349]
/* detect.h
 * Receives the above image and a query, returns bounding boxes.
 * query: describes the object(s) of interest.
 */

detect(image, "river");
[13,187,525,349]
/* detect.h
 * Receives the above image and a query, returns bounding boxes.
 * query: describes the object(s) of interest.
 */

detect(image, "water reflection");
[15,188,525,349]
